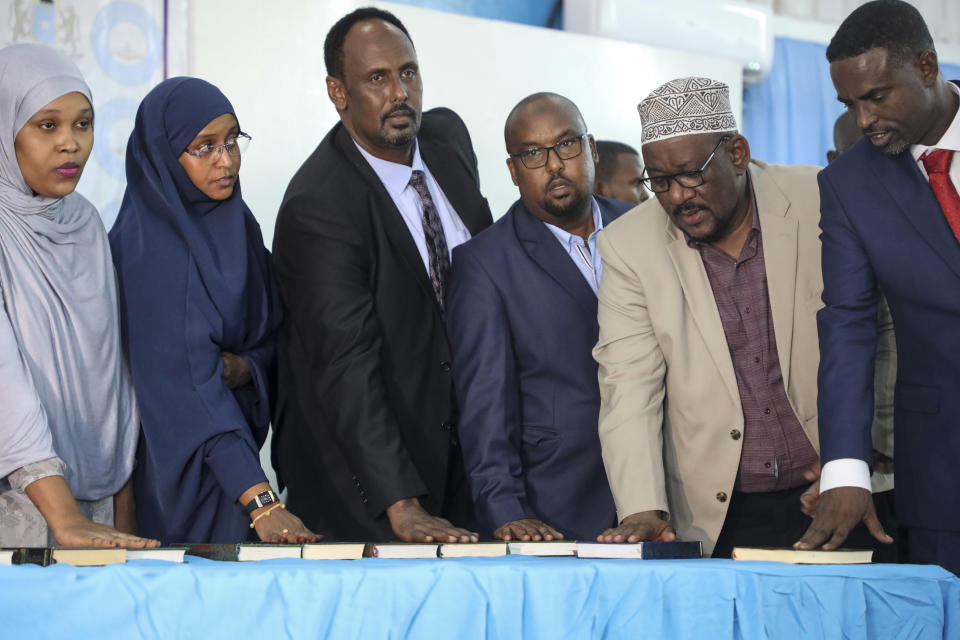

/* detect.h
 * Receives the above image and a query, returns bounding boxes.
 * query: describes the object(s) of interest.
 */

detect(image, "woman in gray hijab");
[0,43,157,548]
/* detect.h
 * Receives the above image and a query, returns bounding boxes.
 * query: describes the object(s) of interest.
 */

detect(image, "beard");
[380,103,421,148]
[671,202,734,245]
[544,187,592,219]
[864,127,910,156]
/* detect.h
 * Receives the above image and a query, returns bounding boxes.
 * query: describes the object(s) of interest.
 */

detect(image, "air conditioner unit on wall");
[563,0,774,84]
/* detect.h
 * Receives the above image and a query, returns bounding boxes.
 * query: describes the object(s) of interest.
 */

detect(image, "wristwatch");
[243,490,279,515]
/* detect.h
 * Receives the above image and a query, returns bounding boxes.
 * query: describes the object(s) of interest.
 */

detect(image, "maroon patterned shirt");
[688,194,818,492]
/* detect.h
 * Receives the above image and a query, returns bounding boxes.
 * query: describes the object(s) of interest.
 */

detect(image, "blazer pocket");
[896,383,940,414]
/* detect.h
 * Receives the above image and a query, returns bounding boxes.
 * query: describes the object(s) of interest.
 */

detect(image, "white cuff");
[819,458,872,493]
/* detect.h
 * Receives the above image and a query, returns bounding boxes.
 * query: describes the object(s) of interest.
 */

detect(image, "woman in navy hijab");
[110,78,318,544]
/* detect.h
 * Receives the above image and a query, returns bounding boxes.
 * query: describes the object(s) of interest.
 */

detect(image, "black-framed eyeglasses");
[509,134,588,170]
[641,136,731,193]
[184,132,252,164]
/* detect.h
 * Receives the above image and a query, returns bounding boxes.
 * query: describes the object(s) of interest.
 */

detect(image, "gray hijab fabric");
[0,44,137,500]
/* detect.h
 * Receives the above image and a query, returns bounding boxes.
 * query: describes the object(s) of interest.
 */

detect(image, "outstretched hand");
[387,497,478,543]
[596,510,676,543]
[795,486,892,550]
[252,505,322,543]
[50,513,160,548]
[494,518,563,541]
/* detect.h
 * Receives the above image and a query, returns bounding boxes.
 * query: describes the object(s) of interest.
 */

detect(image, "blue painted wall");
[388,0,562,28]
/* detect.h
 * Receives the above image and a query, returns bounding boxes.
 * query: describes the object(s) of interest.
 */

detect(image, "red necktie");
[920,149,960,244]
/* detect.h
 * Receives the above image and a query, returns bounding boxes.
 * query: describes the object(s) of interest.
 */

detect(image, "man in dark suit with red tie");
[271,7,492,542]
[798,0,960,574]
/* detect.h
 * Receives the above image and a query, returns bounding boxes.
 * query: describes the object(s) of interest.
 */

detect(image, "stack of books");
[1,541,871,565]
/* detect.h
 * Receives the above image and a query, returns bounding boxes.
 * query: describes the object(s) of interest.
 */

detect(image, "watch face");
[259,491,276,506]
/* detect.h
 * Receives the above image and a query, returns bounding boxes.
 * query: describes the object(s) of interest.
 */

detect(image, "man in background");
[595,140,649,205]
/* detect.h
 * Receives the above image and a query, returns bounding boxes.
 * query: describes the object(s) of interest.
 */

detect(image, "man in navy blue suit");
[798,0,960,574]
[446,93,630,541]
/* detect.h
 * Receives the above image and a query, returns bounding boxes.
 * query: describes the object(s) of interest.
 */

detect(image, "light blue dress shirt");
[541,197,604,294]
[354,140,472,271]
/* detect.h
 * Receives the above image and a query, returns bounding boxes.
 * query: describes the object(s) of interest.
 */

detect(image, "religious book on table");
[301,543,366,560]
[731,547,874,564]
[50,547,127,566]
[507,540,578,556]
[439,542,508,558]
[0,547,52,566]
[575,541,703,559]
[184,543,240,561]
[185,543,302,561]
[363,543,440,559]
[126,547,189,563]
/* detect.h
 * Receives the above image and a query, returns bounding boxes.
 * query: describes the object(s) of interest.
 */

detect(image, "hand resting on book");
[596,510,676,543]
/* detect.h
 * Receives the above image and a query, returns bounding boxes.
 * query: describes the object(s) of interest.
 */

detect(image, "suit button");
[441,420,454,431]
[440,361,451,372]
[450,437,460,448]
[716,492,728,503]
[730,429,741,440]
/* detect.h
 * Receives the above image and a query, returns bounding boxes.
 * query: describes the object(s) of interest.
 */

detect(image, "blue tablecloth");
[0,556,957,639]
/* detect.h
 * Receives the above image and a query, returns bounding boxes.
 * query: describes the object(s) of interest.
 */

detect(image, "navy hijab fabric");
[110,78,280,543]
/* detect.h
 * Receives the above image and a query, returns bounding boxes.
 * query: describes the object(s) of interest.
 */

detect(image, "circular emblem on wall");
[90,1,162,85]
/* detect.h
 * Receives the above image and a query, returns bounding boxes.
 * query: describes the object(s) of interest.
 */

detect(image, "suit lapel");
[334,126,438,308]
[664,221,740,406]
[512,200,599,321]
[870,149,960,282]
[753,165,798,390]
[420,137,489,236]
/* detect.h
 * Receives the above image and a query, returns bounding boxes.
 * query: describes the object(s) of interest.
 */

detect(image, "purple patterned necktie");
[409,170,450,310]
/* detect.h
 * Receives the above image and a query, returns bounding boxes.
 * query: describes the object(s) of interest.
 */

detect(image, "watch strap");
[243,490,279,515]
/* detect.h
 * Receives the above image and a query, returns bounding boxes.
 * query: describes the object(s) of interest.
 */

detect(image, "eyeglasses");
[184,132,251,164]
[509,134,588,170]
[641,136,730,193]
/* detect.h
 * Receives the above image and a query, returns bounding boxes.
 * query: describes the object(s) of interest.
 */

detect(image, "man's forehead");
[831,48,897,91]
[642,133,716,164]
[509,102,582,142]
[342,19,416,68]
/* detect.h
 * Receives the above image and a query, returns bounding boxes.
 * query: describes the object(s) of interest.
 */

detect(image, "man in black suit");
[271,7,492,542]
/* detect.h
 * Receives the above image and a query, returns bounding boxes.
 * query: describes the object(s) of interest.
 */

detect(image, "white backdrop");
[181,1,742,243]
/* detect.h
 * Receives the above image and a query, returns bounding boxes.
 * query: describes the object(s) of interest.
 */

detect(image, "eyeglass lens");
[519,135,584,169]
[643,136,728,193]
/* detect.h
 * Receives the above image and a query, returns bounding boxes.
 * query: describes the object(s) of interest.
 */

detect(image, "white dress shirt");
[820,80,960,495]
[542,198,604,294]
[354,140,472,271]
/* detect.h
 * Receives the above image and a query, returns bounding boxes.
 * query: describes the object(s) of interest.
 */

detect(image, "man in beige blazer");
[594,78,826,557]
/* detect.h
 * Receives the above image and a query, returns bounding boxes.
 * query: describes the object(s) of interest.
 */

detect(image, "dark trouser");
[872,489,908,563]
[907,527,960,576]
[712,485,876,559]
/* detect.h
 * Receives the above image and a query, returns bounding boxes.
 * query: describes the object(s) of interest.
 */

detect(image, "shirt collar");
[352,139,425,199]
[542,197,603,247]
[911,81,960,162]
